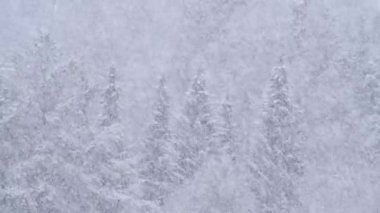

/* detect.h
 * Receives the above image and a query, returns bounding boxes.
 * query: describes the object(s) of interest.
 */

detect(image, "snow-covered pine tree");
[217,94,236,159]
[0,70,16,202]
[0,34,107,213]
[140,76,176,209]
[31,33,62,126]
[90,66,130,195]
[238,92,256,159]
[74,62,93,127]
[167,93,257,213]
[251,66,303,213]
[101,66,119,127]
[176,70,215,182]
[361,69,380,161]
[56,61,95,161]
[0,77,7,122]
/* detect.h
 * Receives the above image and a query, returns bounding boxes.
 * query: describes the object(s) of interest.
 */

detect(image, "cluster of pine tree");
[4,0,380,212]
[0,33,306,213]
[139,68,305,213]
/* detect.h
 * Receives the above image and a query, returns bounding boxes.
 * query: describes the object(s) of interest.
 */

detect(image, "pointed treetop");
[190,69,206,93]
[156,75,168,97]
[101,66,119,127]
[152,75,169,123]
[109,66,116,84]
[265,65,292,117]
[155,75,169,104]
[34,32,57,54]
[158,75,167,89]
[271,65,288,87]
[35,32,54,46]
[32,32,59,67]
[221,94,234,131]
[157,76,169,105]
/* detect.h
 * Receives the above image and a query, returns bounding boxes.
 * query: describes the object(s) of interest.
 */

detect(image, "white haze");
[1,0,380,212]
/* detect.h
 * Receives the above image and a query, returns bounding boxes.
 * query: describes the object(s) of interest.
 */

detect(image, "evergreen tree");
[361,69,380,161]
[90,66,130,194]
[74,62,93,126]
[176,70,215,181]
[217,94,236,159]
[168,93,257,213]
[140,76,175,208]
[57,61,96,159]
[251,66,303,213]
[101,66,119,127]
[0,34,106,213]
[31,33,62,126]
[0,78,7,122]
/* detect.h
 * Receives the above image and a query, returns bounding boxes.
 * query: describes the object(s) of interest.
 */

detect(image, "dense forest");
[1,0,380,212]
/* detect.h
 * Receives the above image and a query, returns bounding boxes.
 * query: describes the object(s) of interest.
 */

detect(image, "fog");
[1,0,380,212]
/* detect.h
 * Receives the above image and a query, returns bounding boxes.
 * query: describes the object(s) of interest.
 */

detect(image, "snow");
[1,0,380,212]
